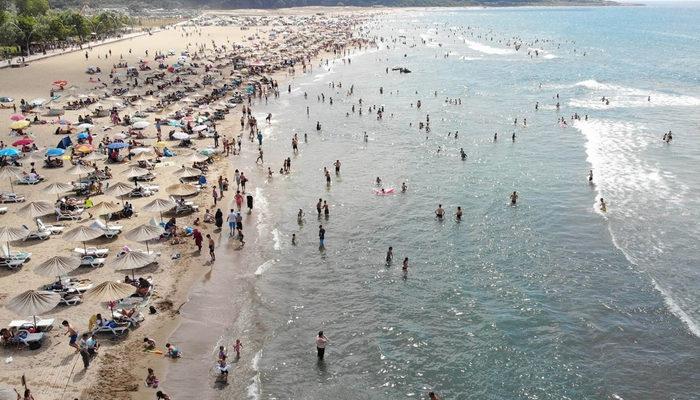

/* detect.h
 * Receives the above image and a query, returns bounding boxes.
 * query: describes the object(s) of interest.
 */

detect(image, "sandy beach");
[0,8,373,399]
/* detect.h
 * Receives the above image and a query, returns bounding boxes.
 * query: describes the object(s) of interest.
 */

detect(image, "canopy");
[143,198,176,213]
[185,152,210,163]
[9,114,26,121]
[106,142,129,150]
[42,182,73,195]
[172,132,190,140]
[90,201,121,216]
[12,138,33,147]
[0,148,20,157]
[6,290,60,317]
[132,121,150,129]
[17,201,54,219]
[104,182,135,197]
[123,166,150,178]
[74,144,94,153]
[84,281,135,302]
[34,255,81,278]
[0,226,30,242]
[67,164,94,175]
[173,166,202,178]
[125,224,163,242]
[63,225,103,242]
[46,147,65,157]
[83,152,106,162]
[9,120,29,130]
[112,251,156,277]
[0,166,21,192]
[166,183,198,196]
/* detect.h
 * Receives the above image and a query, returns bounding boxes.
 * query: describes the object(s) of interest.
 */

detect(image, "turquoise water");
[172,5,700,399]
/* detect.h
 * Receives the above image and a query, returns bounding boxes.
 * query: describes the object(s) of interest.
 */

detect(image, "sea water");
[168,5,700,399]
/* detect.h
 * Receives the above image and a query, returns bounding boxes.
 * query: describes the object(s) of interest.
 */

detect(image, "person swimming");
[510,191,518,205]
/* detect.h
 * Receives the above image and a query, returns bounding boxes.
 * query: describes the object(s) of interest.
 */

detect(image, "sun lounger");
[17,175,44,185]
[1,245,31,262]
[8,330,45,349]
[92,321,131,336]
[113,309,145,326]
[21,224,50,241]
[80,256,105,268]
[36,219,64,235]
[55,207,83,221]
[58,292,82,306]
[90,219,122,239]
[8,318,54,332]
[0,193,25,203]
[0,258,24,270]
[73,247,109,257]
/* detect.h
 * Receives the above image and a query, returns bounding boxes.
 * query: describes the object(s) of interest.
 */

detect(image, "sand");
[0,8,373,399]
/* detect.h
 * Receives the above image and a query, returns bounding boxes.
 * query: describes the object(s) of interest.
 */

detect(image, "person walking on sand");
[212,187,219,206]
[62,320,79,352]
[78,333,90,369]
[315,331,329,359]
[227,209,237,236]
[235,191,243,211]
[193,228,203,252]
[215,208,223,230]
[234,169,241,190]
[207,234,215,262]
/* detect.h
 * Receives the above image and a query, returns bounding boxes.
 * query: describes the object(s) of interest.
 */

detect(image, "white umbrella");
[173,166,202,178]
[6,290,60,329]
[0,226,29,256]
[16,201,54,219]
[172,131,190,140]
[42,182,74,200]
[166,183,198,196]
[112,251,156,279]
[192,125,208,132]
[63,226,103,252]
[143,198,176,222]
[132,121,150,129]
[123,166,150,178]
[125,224,163,253]
[104,182,135,197]
[0,166,21,193]
[34,255,81,281]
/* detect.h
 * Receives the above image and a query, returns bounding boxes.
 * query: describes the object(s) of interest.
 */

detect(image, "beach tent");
[56,136,72,150]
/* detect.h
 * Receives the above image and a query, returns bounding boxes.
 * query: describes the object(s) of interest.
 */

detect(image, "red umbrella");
[9,114,26,121]
[12,138,33,146]
[52,80,68,87]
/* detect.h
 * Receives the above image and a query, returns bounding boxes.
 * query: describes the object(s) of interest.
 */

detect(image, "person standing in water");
[315,331,329,359]
[402,182,407,193]
[333,160,341,174]
[435,204,445,219]
[318,225,326,247]
[599,198,607,212]
[456,206,463,221]
[402,257,409,276]
[386,246,393,265]
[588,170,593,183]
[510,191,518,205]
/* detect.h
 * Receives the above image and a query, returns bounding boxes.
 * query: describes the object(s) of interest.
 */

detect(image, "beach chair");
[21,224,51,241]
[73,247,109,257]
[36,219,64,235]
[79,256,106,268]
[9,330,45,349]
[92,321,131,337]
[170,196,199,214]
[8,318,54,332]
[113,309,145,326]
[55,207,83,221]
[90,219,122,238]
[1,244,31,262]
[17,175,43,185]
[0,258,25,270]
[128,186,154,198]
[58,291,82,306]
[0,193,25,203]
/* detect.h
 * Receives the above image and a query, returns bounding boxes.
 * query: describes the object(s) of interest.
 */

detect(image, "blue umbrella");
[107,142,129,150]
[46,148,65,157]
[0,148,20,157]
[77,132,89,140]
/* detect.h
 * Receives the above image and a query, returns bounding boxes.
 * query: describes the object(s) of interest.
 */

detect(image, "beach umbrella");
[45,147,65,157]
[16,201,54,219]
[167,183,198,197]
[132,121,150,129]
[143,198,176,222]
[192,125,208,132]
[112,132,127,140]
[90,201,121,216]
[52,80,68,87]
[0,226,29,256]
[106,142,129,150]
[132,152,154,162]
[199,148,217,156]
[172,131,190,140]
[12,138,33,147]
[5,290,60,329]
[131,147,152,155]
[0,148,20,157]
[124,224,163,253]
[185,152,209,163]
[104,181,134,197]
[77,132,89,140]
[173,166,202,178]
[34,255,80,281]
[9,114,26,121]
[42,182,74,200]
[82,152,106,162]
[112,251,156,280]
[66,163,93,182]
[29,98,45,106]
[84,281,135,312]
[77,123,94,130]
[63,226,102,252]
[124,166,149,179]
[0,387,19,400]
[0,166,21,192]
[153,141,168,148]
[9,120,29,130]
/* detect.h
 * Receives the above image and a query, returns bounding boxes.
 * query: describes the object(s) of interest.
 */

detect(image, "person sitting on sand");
[165,343,181,358]
[143,337,156,351]
[204,209,214,223]
[156,391,171,400]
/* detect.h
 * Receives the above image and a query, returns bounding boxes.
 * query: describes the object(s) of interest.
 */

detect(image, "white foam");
[652,279,700,337]
[463,40,514,55]
[246,350,262,399]
[271,228,281,250]
[254,259,276,276]
[574,119,697,338]
[570,79,700,109]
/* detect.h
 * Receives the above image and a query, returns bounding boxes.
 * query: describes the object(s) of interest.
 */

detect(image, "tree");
[15,0,50,17]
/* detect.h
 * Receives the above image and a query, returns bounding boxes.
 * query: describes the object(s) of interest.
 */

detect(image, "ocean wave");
[569,79,700,109]
[254,259,276,276]
[574,119,697,338]
[246,350,263,399]
[463,40,514,55]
